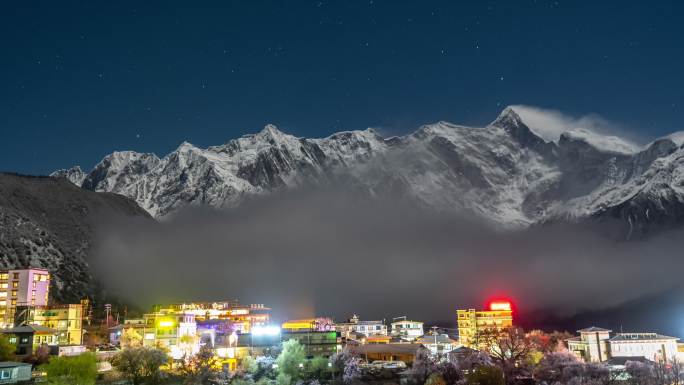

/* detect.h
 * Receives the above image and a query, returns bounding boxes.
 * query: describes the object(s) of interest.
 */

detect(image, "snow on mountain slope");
[55,107,684,233]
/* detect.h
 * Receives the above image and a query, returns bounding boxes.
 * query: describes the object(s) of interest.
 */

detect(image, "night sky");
[2,1,683,175]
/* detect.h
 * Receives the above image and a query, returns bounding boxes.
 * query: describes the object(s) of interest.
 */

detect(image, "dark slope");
[0,173,152,303]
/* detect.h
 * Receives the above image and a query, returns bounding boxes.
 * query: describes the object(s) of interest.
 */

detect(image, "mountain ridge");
[52,107,684,235]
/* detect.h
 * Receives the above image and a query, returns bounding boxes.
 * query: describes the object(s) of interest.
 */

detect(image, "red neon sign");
[489,301,512,311]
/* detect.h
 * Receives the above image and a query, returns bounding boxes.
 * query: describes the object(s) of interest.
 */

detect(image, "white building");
[609,333,678,362]
[390,318,423,341]
[415,334,459,357]
[336,315,387,338]
[567,326,679,363]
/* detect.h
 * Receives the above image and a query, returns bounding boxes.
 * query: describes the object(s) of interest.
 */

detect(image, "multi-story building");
[30,304,84,345]
[154,302,270,333]
[143,310,198,359]
[567,327,679,363]
[416,334,460,357]
[336,314,387,338]
[0,268,50,327]
[390,318,424,341]
[457,301,513,348]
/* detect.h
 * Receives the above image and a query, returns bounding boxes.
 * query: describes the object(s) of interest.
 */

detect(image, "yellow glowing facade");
[282,319,317,331]
[154,302,270,333]
[457,302,513,348]
[31,304,84,345]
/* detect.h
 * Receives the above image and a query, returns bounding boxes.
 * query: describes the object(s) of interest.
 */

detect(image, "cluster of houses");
[0,268,680,383]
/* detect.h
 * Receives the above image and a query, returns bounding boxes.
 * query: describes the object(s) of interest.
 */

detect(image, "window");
[11,299,16,305]
[12,282,17,288]
[0,292,5,298]
[0,370,10,379]
[0,284,6,289]
[0,273,7,280]
[12,273,18,280]
[32,290,36,298]
[11,290,17,297]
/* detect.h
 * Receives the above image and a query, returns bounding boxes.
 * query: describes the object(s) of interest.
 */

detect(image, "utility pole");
[431,326,439,358]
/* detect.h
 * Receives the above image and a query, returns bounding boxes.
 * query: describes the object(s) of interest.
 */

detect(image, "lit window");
[11,299,16,305]
[11,291,17,297]
[11,282,17,288]
[32,291,36,298]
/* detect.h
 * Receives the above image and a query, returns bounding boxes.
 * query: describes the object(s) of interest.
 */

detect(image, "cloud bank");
[91,188,684,329]
[510,105,643,153]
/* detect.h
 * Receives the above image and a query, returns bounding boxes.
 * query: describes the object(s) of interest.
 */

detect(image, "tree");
[479,327,533,381]
[111,346,168,385]
[425,373,447,385]
[0,334,16,361]
[434,361,462,385]
[305,356,330,381]
[527,330,572,354]
[24,344,51,368]
[342,355,361,385]
[242,356,259,375]
[120,327,143,349]
[452,350,493,372]
[626,360,653,385]
[465,365,504,385]
[275,340,306,384]
[329,348,359,384]
[182,344,220,384]
[409,346,436,385]
[534,351,582,384]
[41,352,98,385]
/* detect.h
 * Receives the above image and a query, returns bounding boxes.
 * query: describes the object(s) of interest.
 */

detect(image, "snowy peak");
[55,109,684,234]
[491,106,525,129]
[51,166,86,186]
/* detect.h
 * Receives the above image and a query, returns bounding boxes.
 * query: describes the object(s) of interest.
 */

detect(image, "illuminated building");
[567,327,679,363]
[366,335,391,344]
[109,318,146,346]
[0,325,58,356]
[0,269,50,328]
[390,318,424,341]
[282,317,335,332]
[456,301,513,348]
[154,302,270,333]
[142,310,198,360]
[352,343,423,364]
[30,304,84,345]
[336,314,387,338]
[415,334,459,357]
[281,318,339,357]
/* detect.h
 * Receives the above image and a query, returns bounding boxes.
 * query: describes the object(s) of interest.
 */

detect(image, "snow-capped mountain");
[52,107,684,234]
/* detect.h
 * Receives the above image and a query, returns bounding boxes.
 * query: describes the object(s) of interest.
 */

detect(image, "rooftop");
[578,326,612,333]
[610,333,678,342]
[0,362,32,368]
[352,343,424,355]
[0,324,57,334]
